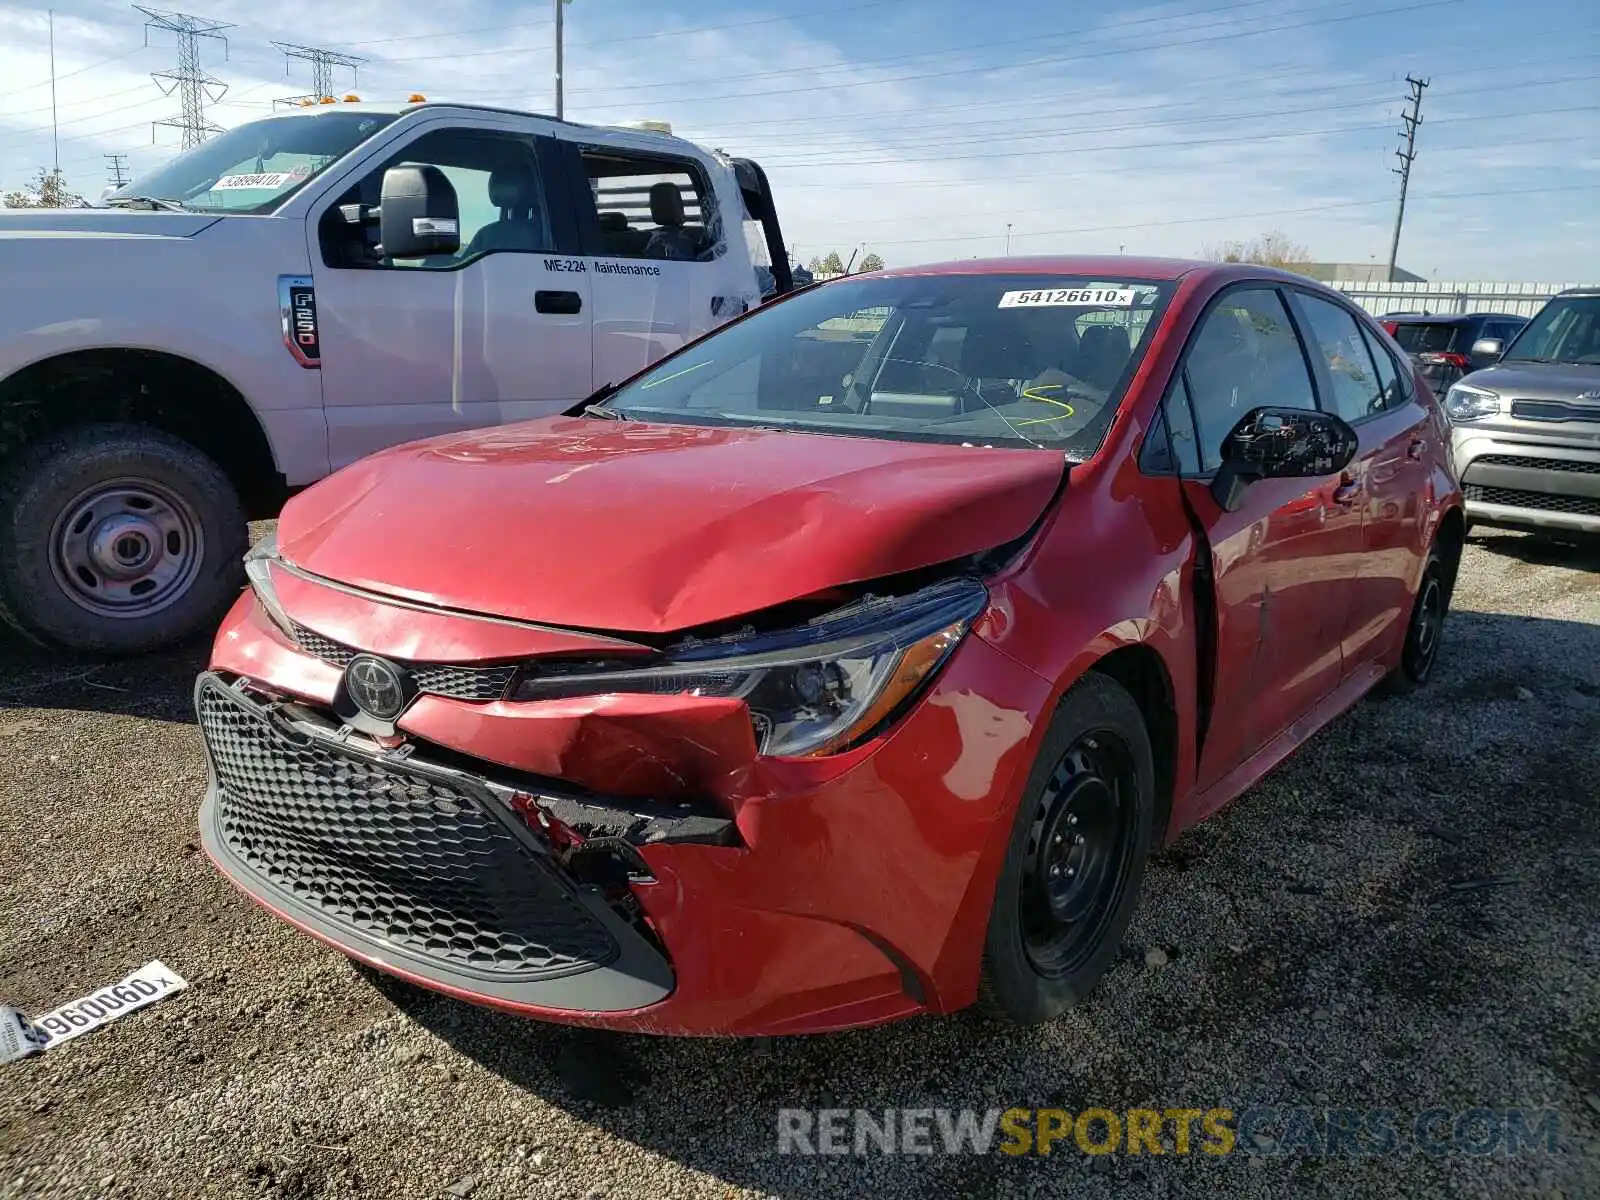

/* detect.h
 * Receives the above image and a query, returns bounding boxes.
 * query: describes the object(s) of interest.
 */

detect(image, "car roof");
[865,255,1293,283]
[1386,312,1524,323]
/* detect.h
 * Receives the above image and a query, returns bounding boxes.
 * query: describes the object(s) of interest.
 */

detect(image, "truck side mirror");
[1469,337,1504,367]
[376,164,460,259]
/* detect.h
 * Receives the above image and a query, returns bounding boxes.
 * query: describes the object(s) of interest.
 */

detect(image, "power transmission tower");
[1386,74,1428,284]
[105,153,131,188]
[273,42,364,108]
[135,6,232,149]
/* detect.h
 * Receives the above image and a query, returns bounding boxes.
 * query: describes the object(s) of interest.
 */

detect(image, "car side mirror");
[1210,406,1359,513]
[376,164,460,259]
[1469,337,1504,367]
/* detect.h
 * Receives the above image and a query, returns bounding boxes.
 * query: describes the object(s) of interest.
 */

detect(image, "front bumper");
[1453,431,1600,536]
[199,590,1053,1036]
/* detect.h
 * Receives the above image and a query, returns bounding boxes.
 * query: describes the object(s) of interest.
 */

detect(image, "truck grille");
[197,680,618,980]
[1472,454,1600,476]
[1463,485,1600,517]
[290,622,518,702]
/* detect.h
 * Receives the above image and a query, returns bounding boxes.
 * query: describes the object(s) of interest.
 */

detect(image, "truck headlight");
[511,577,989,756]
[1443,382,1501,422]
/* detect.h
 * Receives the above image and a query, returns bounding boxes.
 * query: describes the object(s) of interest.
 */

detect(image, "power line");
[1387,74,1429,283]
[561,0,1303,100]
[272,41,364,107]
[748,72,1590,167]
[856,183,1600,249]
[135,6,233,149]
[760,102,1600,182]
[555,0,1462,110]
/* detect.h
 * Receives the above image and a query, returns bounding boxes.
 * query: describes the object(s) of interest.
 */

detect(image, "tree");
[821,251,845,274]
[807,255,825,272]
[859,252,885,272]
[1198,229,1309,269]
[3,167,85,209]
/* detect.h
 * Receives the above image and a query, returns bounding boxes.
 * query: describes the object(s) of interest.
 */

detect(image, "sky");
[0,0,1596,279]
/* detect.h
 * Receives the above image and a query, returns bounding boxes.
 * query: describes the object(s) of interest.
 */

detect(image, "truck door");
[308,124,592,469]
[553,140,756,388]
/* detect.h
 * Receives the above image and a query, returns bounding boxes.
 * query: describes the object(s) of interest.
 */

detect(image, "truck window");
[324,128,555,269]
[578,149,722,263]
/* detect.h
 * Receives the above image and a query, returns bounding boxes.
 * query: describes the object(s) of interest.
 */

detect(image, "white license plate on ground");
[27,961,188,1051]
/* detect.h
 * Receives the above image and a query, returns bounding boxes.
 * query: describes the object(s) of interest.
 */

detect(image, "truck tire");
[0,423,247,655]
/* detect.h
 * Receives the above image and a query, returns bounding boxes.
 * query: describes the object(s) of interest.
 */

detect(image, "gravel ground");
[1,528,1596,1199]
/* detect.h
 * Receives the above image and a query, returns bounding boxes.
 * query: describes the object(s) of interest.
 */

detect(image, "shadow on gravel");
[0,627,209,725]
[1471,528,1600,572]
[364,608,1600,1199]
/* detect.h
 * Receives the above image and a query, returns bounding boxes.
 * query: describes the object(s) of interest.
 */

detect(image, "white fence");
[1326,280,1592,319]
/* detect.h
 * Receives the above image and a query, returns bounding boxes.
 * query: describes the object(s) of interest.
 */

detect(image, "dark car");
[197,257,1463,1036]
[1381,312,1528,393]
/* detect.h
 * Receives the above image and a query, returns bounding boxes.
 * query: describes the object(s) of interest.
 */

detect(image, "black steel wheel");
[1379,541,1453,696]
[978,672,1155,1025]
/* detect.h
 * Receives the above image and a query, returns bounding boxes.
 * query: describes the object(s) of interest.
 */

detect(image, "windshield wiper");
[104,195,187,212]
[580,381,624,419]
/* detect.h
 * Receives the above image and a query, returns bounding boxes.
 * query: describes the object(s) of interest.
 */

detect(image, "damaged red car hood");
[276,417,1066,634]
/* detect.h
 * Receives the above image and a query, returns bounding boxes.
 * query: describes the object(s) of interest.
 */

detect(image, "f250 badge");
[277,276,320,369]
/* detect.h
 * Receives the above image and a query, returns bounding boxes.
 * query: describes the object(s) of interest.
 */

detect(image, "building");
[1288,262,1427,284]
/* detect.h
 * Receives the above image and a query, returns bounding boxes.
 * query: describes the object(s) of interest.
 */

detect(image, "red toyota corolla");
[197,257,1463,1036]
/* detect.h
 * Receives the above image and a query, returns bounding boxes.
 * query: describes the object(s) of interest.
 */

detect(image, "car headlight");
[511,577,990,756]
[243,531,296,638]
[1443,382,1501,422]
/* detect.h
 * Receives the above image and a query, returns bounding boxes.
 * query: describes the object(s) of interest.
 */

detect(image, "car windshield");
[107,112,395,213]
[1502,295,1600,365]
[597,274,1175,455]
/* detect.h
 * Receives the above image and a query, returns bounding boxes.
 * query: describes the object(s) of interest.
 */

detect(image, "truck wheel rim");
[49,479,205,620]
[1019,731,1138,979]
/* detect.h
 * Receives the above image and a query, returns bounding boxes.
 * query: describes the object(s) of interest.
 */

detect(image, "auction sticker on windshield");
[212,172,294,191]
[26,961,188,1051]
[999,288,1136,308]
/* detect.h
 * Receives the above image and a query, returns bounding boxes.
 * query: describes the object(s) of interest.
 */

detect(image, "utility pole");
[105,153,131,188]
[1386,74,1428,284]
[273,41,364,107]
[48,9,59,172]
[136,6,232,149]
[554,0,568,119]
[1005,223,1012,255]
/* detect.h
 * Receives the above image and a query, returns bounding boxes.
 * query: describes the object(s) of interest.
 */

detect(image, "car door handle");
[535,290,582,315]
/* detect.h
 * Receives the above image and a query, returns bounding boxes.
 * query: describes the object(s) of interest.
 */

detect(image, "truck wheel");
[976,672,1155,1025]
[0,423,247,655]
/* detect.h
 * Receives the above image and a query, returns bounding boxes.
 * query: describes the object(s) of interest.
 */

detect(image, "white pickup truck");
[0,99,793,654]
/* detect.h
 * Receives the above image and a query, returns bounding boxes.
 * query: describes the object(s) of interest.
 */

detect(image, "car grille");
[290,622,518,702]
[1463,484,1600,517]
[197,680,618,980]
[1471,454,1600,476]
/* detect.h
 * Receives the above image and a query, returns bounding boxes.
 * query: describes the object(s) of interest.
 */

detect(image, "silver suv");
[1445,286,1600,539]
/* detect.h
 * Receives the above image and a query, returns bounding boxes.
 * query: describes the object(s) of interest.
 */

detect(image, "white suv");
[0,100,792,654]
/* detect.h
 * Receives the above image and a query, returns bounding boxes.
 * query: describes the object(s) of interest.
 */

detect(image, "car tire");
[976,671,1155,1025]
[1377,542,1451,696]
[0,423,247,655]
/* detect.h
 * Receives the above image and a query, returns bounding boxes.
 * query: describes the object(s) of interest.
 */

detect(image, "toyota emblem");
[344,655,410,721]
